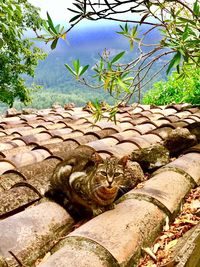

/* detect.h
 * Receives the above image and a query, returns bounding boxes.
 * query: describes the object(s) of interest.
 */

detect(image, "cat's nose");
[107,181,113,188]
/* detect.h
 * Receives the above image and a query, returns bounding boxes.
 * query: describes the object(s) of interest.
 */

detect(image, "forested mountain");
[1,23,168,112]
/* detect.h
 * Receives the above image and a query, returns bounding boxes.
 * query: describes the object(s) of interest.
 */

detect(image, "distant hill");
[1,23,168,113]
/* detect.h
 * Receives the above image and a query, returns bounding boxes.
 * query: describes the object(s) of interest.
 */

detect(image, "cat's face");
[91,155,128,206]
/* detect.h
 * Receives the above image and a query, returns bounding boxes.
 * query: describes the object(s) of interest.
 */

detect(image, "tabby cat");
[47,145,144,218]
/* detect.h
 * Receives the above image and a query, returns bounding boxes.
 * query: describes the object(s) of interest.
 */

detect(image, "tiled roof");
[0,103,200,266]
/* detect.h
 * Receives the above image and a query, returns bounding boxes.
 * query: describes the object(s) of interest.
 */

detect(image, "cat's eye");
[114,172,121,177]
[100,171,107,176]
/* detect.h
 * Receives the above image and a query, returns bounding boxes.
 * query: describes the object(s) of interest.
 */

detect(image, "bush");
[142,67,200,105]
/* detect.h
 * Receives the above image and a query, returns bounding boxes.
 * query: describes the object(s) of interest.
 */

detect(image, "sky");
[28,0,138,29]
[28,0,195,30]
[28,1,196,18]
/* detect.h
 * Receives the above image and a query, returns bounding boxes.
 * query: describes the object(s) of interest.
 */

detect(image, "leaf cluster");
[143,66,200,105]
[0,0,46,107]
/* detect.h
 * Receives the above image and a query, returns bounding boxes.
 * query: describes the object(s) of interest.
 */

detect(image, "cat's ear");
[91,152,103,164]
[118,155,130,167]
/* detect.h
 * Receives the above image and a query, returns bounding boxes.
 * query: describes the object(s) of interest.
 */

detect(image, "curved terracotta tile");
[10,148,51,167]
[175,111,192,118]
[87,140,112,151]
[3,145,36,160]
[187,114,200,122]
[131,106,144,113]
[150,107,163,112]
[0,202,74,266]
[141,133,162,143]
[65,134,98,145]
[15,127,45,136]
[44,122,66,130]
[119,122,136,131]
[150,126,174,139]
[100,144,137,158]
[109,130,140,142]
[166,115,180,122]
[53,130,83,140]
[153,119,172,127]
[134,123,156,134]
[47,140,79,158]
[0,134,21,143]
[126,170,192,215]
[0,160,16,175]
[0,131,7,137]
[30,137,63,146]
[50,128,73,137]
[171,121,189,128]
[19,114,38,121]
[0,141,19,152]
[140,110,153,117]
[123,137,150,148]
[17,157,61,181]
[145,113,164,120]
[118,117,133,122]
[167,152,200,185]
[0,170,26,190]
[182,118,197,124]
[138,104,151,110]
[96,121,121,132]
[161,108,177,116]
[0,151,5,159]
[115,142,139,153]
[15,132,52,145]
[186,107,200,113]
[1,116,22,123]
[98,151,113,159]
[66,199,165,266]
[72,124,100,132]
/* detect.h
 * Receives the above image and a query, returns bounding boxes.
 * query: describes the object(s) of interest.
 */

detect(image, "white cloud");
[28,0,74,23]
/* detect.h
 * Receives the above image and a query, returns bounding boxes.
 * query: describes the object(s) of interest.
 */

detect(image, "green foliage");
[142,67,200,105]
[65,60,89,79]
[160,0,200,74]
[0,0,46,107]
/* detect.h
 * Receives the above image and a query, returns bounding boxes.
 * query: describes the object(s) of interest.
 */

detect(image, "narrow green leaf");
[167,52,181,74]
[119,25,124,31]
[79,65,89,76]
[193,0,200,15]
[182,23,189,40]
[46,12,57,34]
[73,3,83,11]
[176,64,180,74]
[111,51,125,64]
[116,31,125,35]
[131,25,138,37]
[73,59,80,74]
[125,23,128,33]
[69,14,82,23]
[140,13,149,25]
[129,39,134,51]
[65,64,76,76]
[67,8,80,14]
[50,38,58,50]
[0,38,3,49]
[55,24,60,33]
[117,78,130,93]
